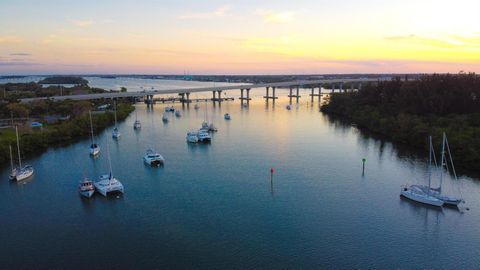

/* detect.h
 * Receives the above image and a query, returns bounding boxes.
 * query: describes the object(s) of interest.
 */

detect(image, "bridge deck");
[20,78,380,103]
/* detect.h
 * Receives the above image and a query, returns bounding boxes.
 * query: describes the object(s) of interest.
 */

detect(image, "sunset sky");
[0,0,479,75]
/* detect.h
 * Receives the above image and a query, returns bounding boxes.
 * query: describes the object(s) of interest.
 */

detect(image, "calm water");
[1,87,480,269]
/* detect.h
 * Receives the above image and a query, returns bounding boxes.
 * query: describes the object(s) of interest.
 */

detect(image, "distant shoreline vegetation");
[321,73,480,173]
[0,101,134,167]
[38,76,89,85]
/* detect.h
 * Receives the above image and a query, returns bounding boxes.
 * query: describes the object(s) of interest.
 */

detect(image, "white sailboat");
[401,136,444,207]
[12,126,34,181]
[89,111,100,156]
[133,109,141,130]
[112,101,121,139]
[94,142,124,196]
[413,133,464,206]
[9,144,16,180]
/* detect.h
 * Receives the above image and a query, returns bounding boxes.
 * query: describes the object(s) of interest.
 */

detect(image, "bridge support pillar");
[217,90,222,102]
[340,83,344,93]
[263,86,278,101]
[332,84,335,93]
[212,91,216,101]
[186,92,190,103]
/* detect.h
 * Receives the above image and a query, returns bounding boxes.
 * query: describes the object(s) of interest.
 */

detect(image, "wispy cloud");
[0,61,41,66]
[179,5,231,19]
[0,36,23,45]
[70,19,94,27]
[10,53,31,56]
[255,10,295,23]
[385,33,480,49]
[384,34,416,40]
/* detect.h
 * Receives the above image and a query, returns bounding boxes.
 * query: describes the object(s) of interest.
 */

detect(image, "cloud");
[256,10,295,23]
[70,19,95,27]
[384,34,416,40]
[10,53,31,56]
[0,61,41,66]
[0,36,23,44]
[179,5,231,19]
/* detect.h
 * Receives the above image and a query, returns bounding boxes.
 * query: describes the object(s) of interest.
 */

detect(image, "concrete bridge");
[20,78,382,104]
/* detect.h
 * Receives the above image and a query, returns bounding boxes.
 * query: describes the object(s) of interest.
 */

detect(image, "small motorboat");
[186,131,199,143]
[286,105,292,110]
[112,127,121,139]
[175,110,182,117]
[208,123,217,132]
[78,177,95,198]
[134,120,141,130]
[89,143,100,156]
[197,130,212,143]
[165,106,175,112]
[143,149,165,167]
[194,104,200,110]
[162,113,169,122]
[224,113,231,120]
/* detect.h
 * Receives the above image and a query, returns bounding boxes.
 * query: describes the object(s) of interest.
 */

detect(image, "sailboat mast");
[439,132,446,190]
[114,100,118,126]
[106,141,113,180]
[9,144,14,171]
[89,111,94,145]
[15,126,22,168]
[427,136,432,192]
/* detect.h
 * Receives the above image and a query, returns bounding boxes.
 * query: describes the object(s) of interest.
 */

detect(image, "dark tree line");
[321,73,480,172]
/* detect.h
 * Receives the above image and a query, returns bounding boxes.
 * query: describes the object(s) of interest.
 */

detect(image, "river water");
[0,78,479,269]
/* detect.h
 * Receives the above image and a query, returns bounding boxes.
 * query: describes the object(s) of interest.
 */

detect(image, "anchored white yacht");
[400,136,443,207]
[413,133,464,206]
[11,126,34,181]
[133,110,141,130]
[89,111,100,156]
[186,131,199,143]
[94,143,124,196]
[143,149,165,166]
[401,185,444,207]
[78,176,95,198]
[197,130,212,143]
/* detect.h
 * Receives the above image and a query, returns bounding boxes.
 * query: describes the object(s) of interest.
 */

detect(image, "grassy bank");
[321,73,480,172]
[0,103,134,167]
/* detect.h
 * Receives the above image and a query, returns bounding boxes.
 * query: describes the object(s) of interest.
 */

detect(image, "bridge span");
[20,78,381,104]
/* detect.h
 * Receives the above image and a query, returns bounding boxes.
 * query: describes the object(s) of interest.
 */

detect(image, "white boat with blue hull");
[400,136,444,207]
[144,149,165,166]
[224,113,231,120]
[413,133,464,206]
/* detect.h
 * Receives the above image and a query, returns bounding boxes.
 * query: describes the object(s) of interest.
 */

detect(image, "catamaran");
[112,101,121,139]
[143,149,165,166]
[94,142,124,196]
[413,133,464,206]
[12,126,34,181]
[89,111,100,156]
[400,136,444,207]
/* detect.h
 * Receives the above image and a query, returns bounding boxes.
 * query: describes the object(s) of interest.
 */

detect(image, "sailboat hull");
[401,187,444,207]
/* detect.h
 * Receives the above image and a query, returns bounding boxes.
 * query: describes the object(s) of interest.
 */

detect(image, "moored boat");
[143,149,165,166]
[186,131,199,143]
[89,111,100,156]
[79,176,95,198]
[224,113,231,120]
[11,126,34,181]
